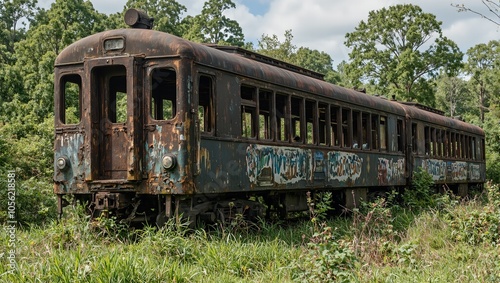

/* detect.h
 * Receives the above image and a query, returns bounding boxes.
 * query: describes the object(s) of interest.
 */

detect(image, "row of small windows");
[411,123,485,161]
[59,70,484,161]
[240,85,398,151]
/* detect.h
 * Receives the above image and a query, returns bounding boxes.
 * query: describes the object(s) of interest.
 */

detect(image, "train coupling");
[94,192,130,210]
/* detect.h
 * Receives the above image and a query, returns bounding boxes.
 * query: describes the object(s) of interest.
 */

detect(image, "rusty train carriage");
[53,10,485,223]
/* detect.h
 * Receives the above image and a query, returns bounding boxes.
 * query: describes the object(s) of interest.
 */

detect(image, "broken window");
[60,74,82,124]
[306,100,316,144]
[259,89,273,140]
[198,75,214,133]
[241,85,257,138]
[291,96,303,143]
[151,68,176,120]
[276,93,289,142]
[380,116,387,150]
[331,106,339,146]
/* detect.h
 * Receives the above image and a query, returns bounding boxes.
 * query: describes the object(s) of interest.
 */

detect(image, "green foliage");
[404,166,436,209]
[293,225,356,283]
[446,182,500,246]
[464,40,500,122]
[344,4,463,105]
[182,0,244,46]
[256,30,339,82]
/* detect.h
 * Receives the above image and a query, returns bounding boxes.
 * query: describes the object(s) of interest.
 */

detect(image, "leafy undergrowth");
[0,183,499,282]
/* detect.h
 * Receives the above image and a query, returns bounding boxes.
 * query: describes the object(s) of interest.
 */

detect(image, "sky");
[38,0,499,67]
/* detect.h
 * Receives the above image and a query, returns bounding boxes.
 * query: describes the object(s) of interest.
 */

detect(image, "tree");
[124,0,187,36]
[256,30,339,83]
[0,0,37,56]
[452,0,500,26]
[464,40,500,122]
[257,30,296,63]
[182,0,244,46]
[435,74,474,119]
[12,0,106,121]
[344,4,463,106]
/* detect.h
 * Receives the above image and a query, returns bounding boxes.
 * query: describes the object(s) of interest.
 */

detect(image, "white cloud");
[40,0,499,67]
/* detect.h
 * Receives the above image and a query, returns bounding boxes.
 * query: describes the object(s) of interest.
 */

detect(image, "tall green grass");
[1,183,499,282]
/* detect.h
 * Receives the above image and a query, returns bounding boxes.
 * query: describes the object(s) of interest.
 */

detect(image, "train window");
[198,75,213,133]
[291,96,303,143]
[259,89,273,140]
[61,74,82,124]
[445,131,450,157]
[380,116,387,150]
[331,106,339,146]
[276,93,289,141]
[371,114,379,150]
[241,85,257,138]
[93,65,127,124]
[306,100,316,144]
[431,128,436,156]
[342,108,351,147]
[151,68,176,120]
[436,129,442,157]
[472,137,476,160]
[411,123,417,153]
[352,111,360,149]
[397,119,403,152]
[481,138,486,161]
[362,113,369,150]
[424,126,430,155]
[451,132,456,157]
[318,103,328,145]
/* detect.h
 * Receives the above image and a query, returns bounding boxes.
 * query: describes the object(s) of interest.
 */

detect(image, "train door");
[86,56,143,181]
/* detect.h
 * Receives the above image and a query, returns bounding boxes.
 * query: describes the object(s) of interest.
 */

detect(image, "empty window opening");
[276,93,288,142]
[371,114,379,150]
[319,103,328,145]
[291,96,303,143]
[241,85,257,138]
[380,116,387,150]
[151,68,176,120]
[61,74,82,124]
[259,90,273,140]
[331,106,339,146]
[306,100,316,144]
[198,75,213,133]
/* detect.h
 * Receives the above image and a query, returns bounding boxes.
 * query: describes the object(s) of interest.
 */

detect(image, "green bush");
[293,224,356,283]
[404,167,436,209]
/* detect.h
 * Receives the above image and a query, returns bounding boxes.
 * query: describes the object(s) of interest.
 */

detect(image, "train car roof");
[55,28,484,137]
[394,101,484,136]
[55,28,407,116]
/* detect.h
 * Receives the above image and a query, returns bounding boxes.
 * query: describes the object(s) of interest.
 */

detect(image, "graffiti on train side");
[422,159,446,181]
[449,162,467,181]
[378,158,405,185]
[328,152,363,182]
[246,144,312,185]
[469,164,481,181]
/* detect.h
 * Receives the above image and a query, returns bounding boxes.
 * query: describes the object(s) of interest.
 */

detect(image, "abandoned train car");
[53,9,485,224]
